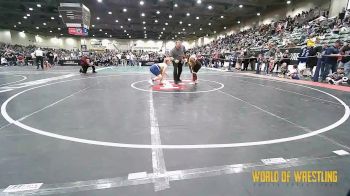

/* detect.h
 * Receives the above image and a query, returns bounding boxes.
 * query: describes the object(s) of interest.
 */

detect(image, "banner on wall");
[68,27,88,36]
[81,45,87,51]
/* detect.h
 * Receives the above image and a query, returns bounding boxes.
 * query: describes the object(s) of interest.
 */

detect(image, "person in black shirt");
[46,51,54,67]
[339,8,346,22]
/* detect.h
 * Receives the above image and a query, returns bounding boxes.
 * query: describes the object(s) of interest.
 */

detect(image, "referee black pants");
[173,61,183,82]
[36,56,44,69]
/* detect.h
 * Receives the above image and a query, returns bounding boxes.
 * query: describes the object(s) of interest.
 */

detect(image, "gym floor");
[0,66,349,196]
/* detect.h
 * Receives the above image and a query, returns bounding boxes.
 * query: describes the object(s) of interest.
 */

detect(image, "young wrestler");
[188,55,202,84]
[149,57,172,85]
[288,64,301,80]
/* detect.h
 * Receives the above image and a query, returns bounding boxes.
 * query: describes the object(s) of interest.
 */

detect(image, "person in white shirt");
[34,48,44,69]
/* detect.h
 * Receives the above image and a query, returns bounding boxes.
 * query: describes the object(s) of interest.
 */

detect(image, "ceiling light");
[141,13,145,17]
[197,0,201,4]
[93,34,95,37]
[127,33,129,35]
[110,35,112,37]
[155,19,158,23]
[208,5,213,10]
[105,32,107,35]
[224,26,227,29]
[140,0,144,5]
[59,15,62,18]
[144,31,147,33]
[178,32,180,34]
[208,22,211,25]
[214,31,216,33]
[18,22,21,24]
[120,26,123,28]
[61,34,64,36]
[186,13,190,16]
[36,27,39,29]
[237,21,241,24]
[165,22,168,25]
[220,16,224,19]
[58,28,61,30]
[196,17,199,20]
[163,27,165,30]
[29,8,33,11]
[123,8,127,12]
[26,14,30,17]
[287,0,291,4]
[182,28,185,31]
[115,20,119,23]
[144,27,146,29]
[200,28,202,30]
[169,15,172,18]
[50,30,52,33]
[23,16,27,19]
[239,4,243,8]
[156,10,160,14]
[96,17,100,20]
[99,29,102,31]
[129,36,131,38]
[37,4,41,7]
[174,3,178,7]
[175,35,177,37]
[51,17,55,20]
[143,21,146,24]
[108,11,112,15]
[188,24,191,26]
[161,32,163,34]
[172,37,174,40]
[179,21,183,24]
[97,0,102,2]
[257,13,261,16]
[92,25,95,27]
[43,22,46,25]
[128,18,131,21]
[124,30,127,32]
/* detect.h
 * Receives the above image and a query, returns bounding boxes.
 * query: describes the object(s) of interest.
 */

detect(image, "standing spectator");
[256,53,264,74]
[298,45,310,76]
[339,8,346,22]
[340,42,350,77]
[312,44,327,82]
[307,46,318,75]
[321,40,341,81]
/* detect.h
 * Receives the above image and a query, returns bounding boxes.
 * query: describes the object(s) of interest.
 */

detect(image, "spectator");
[321,40,341,81]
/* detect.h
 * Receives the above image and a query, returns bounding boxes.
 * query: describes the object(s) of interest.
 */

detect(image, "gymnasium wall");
[329,0,348,17]
[0,29,196,52]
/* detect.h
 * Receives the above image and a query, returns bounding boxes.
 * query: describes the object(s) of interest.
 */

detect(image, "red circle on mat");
[152,80,192,91]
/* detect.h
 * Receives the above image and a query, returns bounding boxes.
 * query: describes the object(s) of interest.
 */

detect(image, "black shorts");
[191,60,202,73]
